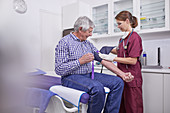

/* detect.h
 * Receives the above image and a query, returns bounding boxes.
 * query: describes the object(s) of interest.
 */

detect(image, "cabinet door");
[140,0,169,31]
[142,73,163,113]
[164,74,170,113]
[92,3,109,36]
[113,0,134,33]
[40,10,62,71]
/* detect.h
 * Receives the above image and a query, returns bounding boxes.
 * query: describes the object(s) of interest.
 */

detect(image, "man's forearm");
[101,60,134,82]
[101,60,125,77]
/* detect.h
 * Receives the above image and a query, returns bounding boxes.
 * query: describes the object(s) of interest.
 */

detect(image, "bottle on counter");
[143,51,147,66]
[139,54,143,65]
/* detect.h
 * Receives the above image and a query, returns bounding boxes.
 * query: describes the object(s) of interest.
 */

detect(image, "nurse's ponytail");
[115,11,138,28]
[131,16,138,28]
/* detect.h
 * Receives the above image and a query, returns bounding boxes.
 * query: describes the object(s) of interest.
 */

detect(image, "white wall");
[141,33,170,67]
[0,0,66,71]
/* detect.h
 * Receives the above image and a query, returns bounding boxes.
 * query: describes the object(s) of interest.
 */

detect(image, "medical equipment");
[50,85,110,113]
[99,46,116,73]
[27,73,86,113]
[92,60,94,79]
[27,71,110,113]
[100,46,116,54]
[117,29,134,50]
[49,85,88,113]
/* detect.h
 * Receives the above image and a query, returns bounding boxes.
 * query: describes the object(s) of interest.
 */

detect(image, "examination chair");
[26,70,110,113]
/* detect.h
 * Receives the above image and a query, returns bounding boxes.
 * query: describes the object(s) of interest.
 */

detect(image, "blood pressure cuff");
[94,52,102,62]
[100,46,116,54]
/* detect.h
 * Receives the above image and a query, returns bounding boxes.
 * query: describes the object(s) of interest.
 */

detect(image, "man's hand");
[100,46,116,54]
[79,53,94,65]
[122,72,134,82]
[99,53,116,62]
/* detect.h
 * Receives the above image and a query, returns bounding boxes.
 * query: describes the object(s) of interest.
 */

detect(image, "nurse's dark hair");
[74,16,95,32]
[115,11,138,28]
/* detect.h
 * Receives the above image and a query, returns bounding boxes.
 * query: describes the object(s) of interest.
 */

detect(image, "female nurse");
[99,11,143,113]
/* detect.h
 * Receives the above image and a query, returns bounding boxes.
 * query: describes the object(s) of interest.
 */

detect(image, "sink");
[142,65,163,69]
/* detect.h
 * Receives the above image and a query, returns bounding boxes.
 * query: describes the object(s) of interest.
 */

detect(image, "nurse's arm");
[114,57,137,65]
[101,60,134,82]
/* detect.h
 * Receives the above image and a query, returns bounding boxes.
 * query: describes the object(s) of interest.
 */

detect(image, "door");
[142,72,163,113]
[40,10,62,71]
[164,74,170,113]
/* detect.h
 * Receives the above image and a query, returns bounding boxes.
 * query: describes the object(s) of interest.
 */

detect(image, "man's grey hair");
[74,16,95,32]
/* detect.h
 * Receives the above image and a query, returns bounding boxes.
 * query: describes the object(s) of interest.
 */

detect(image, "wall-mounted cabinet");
[140,1,165,30]
[113,0,134,33]
[92,4,109,35]
[139,0,170,33]
[90,0,170,39]
[90,1,111,38]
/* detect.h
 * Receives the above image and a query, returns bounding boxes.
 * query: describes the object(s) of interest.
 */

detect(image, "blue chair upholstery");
[26,74,90,104]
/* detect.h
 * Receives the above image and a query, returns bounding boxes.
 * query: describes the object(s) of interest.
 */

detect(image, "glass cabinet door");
[92,4,108,35]
[113,0,133,33]
[140,0,165,30]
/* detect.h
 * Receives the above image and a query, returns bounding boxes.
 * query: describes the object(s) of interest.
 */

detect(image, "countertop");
[142,68,170,74]
[94,65,170,74]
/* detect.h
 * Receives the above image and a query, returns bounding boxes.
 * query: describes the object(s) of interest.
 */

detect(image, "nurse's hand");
[99,53,116,62]
[79,53,94,65]
[123,72,134,82]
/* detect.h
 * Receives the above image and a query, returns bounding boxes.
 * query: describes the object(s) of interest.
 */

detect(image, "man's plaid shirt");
[55,32,98,76]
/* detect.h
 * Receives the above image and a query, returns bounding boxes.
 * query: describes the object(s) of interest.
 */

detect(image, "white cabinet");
[91,1,111,37]
[164,74,170,113]
[92,3,109,35]
[142,72,170,113]
[139,0,170,33]
[142,72,164,113]
[113,0,135,33]
[90,0,170,39]
[62,1,90,29]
